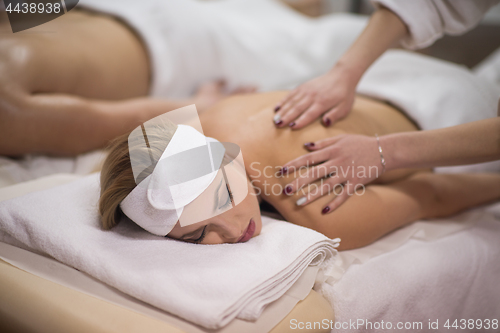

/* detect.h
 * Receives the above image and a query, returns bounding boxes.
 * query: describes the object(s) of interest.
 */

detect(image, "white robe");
[372,0,500,49]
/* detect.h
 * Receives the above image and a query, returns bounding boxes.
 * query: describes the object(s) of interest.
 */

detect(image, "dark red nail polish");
[304,142,315,149]
[279,166,288,175]
[274,120,283,126]
[321,206,330,214]
[289,122,296,128]
[274,106,280,112]
[323,118,331,127]
[283,185,293,195]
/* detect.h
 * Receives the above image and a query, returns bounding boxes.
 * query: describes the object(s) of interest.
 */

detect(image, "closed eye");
[193,225,207,243]
[215,179,232,211]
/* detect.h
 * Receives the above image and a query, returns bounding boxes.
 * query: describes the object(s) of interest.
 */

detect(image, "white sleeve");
[371,0,500,50]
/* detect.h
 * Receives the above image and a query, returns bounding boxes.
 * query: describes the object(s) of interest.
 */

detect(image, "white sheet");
[0,150,105,188]
[329,203,500,333]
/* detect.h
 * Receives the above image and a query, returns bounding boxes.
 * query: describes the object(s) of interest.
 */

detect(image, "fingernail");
[304,142,315,149]
[323,118,331,127]
[283,185,293,195]
[296,196,307,206]
[279,166,288,175]
[274,114,283,126]
[289,122,296,128]
[321,206,330,214]
[274,106,280,112]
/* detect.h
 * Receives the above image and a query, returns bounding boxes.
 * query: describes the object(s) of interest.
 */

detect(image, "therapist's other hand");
[280,134,383,213]
[273,66,358,129]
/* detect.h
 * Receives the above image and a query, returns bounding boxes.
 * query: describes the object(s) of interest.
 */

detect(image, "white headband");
[120,125,225,236]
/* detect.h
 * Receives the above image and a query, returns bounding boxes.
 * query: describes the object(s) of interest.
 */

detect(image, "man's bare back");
[0,9,237,156]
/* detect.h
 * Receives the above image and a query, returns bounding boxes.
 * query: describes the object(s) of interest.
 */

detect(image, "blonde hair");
[99,118,178,230]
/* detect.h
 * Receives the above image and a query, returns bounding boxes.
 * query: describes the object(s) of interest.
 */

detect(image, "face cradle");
[168,178,262,244]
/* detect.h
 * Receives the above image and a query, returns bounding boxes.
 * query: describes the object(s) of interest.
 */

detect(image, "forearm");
[331,7,408,82]
[420,173,500,219]
[0,93,193,156]
[382,118,500,171]
[325,172,500,250]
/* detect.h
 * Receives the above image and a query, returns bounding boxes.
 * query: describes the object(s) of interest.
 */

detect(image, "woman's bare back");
[200,92,500,249]
[200,91,419,186]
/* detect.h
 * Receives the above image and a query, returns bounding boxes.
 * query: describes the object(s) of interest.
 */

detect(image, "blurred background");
[283,0,500,68]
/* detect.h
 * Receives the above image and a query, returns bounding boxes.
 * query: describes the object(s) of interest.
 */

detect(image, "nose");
[211,216,245,242]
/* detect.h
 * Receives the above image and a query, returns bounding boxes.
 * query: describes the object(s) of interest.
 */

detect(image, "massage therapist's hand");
[273,7,409,130]
[281,134,384,213]
[273,65,359,129]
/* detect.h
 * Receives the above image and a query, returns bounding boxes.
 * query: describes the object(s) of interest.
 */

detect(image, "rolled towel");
[0,173,338,329]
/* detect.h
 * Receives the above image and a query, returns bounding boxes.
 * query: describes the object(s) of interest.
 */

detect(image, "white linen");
[372,0,500,50]
[0,173,337,329]
[0,149,105,188]
[329,203,500,333]
[357,50,500,173]
[474,47,500,89]
[79,0,368,98]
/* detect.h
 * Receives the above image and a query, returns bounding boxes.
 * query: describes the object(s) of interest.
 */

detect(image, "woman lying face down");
[99,92,500,250]
[99,116,263,245]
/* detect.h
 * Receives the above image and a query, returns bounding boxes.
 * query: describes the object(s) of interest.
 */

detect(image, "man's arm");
[0,80,240,156]
[0,92,195,156]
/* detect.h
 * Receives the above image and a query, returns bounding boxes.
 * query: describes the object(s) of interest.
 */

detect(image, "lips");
[238,218,256,243]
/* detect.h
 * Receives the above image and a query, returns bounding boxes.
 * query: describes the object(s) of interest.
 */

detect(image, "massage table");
[1,147,500,333]
[0,258,333,333]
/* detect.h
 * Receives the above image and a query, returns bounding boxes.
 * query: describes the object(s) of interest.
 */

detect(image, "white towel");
[0,173,337,329]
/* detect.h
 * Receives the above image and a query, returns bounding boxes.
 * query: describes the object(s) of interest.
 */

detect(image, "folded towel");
[0,173,337,329]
